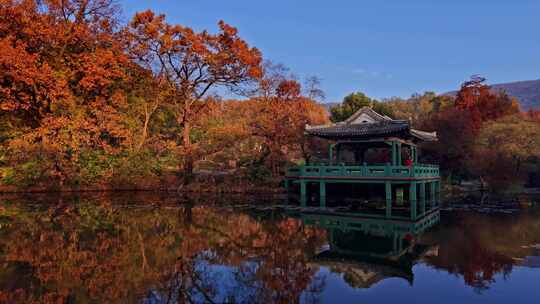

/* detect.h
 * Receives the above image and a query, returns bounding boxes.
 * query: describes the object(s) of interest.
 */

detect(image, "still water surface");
[0,193,539,303]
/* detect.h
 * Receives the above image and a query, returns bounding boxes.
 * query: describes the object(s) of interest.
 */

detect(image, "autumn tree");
[384,92,452,123]
[417,76,524,185]
[469,115,540,190]
[455,76,520,131]
[122,65,167,152]
[420,108,476,182]
[246,62,328,175]
[525,109,540,121]
[127,11,262,182]
[0,0,130,187]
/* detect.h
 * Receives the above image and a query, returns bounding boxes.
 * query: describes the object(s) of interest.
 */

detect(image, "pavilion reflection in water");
[301,210,440,289]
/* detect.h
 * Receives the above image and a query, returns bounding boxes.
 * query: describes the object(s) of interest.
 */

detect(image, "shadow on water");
[0,192,539,303]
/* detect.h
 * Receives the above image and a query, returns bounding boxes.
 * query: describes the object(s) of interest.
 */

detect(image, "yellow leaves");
[478,115,540,158]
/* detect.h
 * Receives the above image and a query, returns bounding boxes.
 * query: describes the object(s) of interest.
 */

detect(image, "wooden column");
[335,143,341,164]
[300,181,307,207]
[419,182,426,215]
[430,181,436,207]
[385,182,392,218]
[397,143,402,166]
[396,187,404,205]
[437,180,441,206]
[328,144,334,165]
[391,141,397,166]
[409,182,417,220]
[319,181,326,208]
[410,146,416,164]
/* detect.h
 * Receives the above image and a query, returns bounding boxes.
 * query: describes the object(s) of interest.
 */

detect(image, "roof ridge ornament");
[344,106,392,125]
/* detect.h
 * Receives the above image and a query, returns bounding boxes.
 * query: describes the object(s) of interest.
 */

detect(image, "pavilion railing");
[286,163,439,179]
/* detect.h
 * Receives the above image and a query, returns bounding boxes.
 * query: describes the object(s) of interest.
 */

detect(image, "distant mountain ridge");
[321,79,540,112]
[446,79,540,111]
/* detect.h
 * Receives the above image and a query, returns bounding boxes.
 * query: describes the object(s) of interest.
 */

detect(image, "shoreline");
[0,185,285,195]
[1,186,539,194]
[1,186,538,195]
[1,183,539,204]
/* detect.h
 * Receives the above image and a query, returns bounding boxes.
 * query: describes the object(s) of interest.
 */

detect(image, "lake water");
[0,193,539,303]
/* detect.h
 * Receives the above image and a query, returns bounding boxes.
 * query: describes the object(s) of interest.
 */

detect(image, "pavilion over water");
[285,107,441,221]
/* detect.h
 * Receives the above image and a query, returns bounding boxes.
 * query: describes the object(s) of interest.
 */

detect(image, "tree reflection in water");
[421,210,540,292]
[0,195,326,303]
[0,194,539,302]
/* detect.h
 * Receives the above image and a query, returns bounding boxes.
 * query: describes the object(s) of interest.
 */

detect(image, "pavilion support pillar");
[391,141,397,166]
[328,144,334,165]
[437,180,441,206]
[397,143,402,166]
[419,182,426,216]
[430,181,436,208]
[409,182,417,220]
[300,181,307,207]
[319,181,326,208]
[335,143,342,164]
[385,182,392,218]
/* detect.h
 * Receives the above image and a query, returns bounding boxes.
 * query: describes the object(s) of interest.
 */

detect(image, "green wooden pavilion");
[285,107,441,220]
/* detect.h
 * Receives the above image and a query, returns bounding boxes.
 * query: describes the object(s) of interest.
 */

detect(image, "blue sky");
[119,0,540,102]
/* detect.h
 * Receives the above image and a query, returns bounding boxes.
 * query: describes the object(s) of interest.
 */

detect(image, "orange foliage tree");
[0,0,130,187]
[455,76,520,131]
[127,10,263,182]
[248,63,328,175]
[420,76,524,183]
[189,62,328,181]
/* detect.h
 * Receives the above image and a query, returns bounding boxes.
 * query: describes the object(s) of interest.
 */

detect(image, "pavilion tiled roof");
[306,120,410,139]
[306,107,437,141]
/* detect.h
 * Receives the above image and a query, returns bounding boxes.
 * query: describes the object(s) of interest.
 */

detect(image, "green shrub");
[5,159,51,187]
[110,151,164,187]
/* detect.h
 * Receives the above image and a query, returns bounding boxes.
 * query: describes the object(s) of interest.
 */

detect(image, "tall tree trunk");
[183,120,194,185]
[136,110,150,152]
